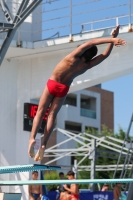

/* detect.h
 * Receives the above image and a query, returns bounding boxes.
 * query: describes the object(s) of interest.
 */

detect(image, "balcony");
[80,108,96,119]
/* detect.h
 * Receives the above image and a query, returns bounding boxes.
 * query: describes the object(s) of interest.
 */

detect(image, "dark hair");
[116,183,121,185]
[67,170,75,176]
[32,171,38,174]
[59,172,64,176]
[103,184,109,187]
[82,45,98,61]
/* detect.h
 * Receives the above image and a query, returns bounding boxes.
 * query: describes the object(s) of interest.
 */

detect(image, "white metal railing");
[39,0,133,40]
[42,128,133,172]
[81,14,133,33]
[0,0,133,42]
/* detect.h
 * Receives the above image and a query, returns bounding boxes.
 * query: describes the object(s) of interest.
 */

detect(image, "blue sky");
[42,0,133,134]
[42,0,133,39]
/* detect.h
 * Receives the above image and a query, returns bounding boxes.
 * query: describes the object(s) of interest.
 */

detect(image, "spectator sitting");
[63,171,79,200]
[113,183,122,200]
[60,185,71,200]
[101,184,109,191]
[56,172,66,200]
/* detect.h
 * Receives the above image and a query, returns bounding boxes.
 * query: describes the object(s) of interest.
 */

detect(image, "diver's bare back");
[50,53,88,86]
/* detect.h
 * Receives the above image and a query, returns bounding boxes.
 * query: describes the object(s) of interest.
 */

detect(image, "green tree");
[43,127,130,190]
[44,171,67,191]
[44,171,59,191]
[76,126,129,189]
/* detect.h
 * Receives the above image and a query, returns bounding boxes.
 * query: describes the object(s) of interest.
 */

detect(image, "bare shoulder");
[55,55,71,68]
[63,53,79,65]
[71,183,78,187]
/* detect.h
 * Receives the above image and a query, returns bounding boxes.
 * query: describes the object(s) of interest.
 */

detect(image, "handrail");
[81,13,133,33]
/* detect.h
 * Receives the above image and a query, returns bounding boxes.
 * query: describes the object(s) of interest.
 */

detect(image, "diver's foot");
[34,146,45,162]
[28,139,36,158]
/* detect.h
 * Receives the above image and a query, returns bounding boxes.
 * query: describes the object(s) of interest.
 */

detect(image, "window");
[80,95,96,119]
[94,84,101,88]
[71,155,75,165]
[64,94,77,106]
[81,97,90,109]
[80,94,96,110]
[65,121,81,133]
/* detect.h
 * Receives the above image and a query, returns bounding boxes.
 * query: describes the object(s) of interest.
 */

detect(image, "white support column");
[73,159,78,179]
[89,139,96,191]
[128,0,132,30]
[69,0,72,41]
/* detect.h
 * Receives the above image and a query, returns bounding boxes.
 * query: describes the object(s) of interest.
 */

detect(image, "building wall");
[0,59,17,193]
[0,53,69,199]
[88,87,114,131]
[0,58,36,199]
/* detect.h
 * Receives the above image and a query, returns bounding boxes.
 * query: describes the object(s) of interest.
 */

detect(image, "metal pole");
[73,159,78,179]
[13,0,31,24]
[89,139,96,191]
[0,0,13,23]
[0,28,17,66]
[127,174,133,200]
[128,0,132,30]
[17,26,21,47]
[15,0,43,28]
[0,0,43,66]
[116,17,119,26]
[69,0,72,41]
[126,113,133,138]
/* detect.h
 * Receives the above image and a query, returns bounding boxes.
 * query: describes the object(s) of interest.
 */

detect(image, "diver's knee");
[48,112,56,121]
[34,109,44,120]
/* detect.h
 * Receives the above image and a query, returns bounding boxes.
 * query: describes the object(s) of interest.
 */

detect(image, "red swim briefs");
[70,194,79,200]
[47,79,69,98]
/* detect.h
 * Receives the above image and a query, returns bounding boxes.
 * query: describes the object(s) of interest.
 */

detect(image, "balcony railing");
[1,1,132,42]
[80,108,96,119]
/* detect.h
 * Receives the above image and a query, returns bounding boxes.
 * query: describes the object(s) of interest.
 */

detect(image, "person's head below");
[102,184,109,191]
[116,183,122,187]
[32,171,38,180]
[59,172,64,179]
[80,45,98,62]
[67,171,75,180]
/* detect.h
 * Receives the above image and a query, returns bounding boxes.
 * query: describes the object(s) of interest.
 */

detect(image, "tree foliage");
[44,126,130,190]
[44,171,67,191]
[75,126,129,189]
[44,171,59,191]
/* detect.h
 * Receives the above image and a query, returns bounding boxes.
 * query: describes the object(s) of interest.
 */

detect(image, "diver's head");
[81,45,98,62]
